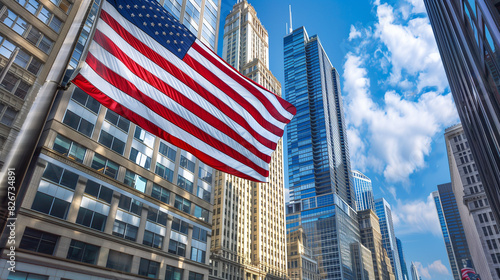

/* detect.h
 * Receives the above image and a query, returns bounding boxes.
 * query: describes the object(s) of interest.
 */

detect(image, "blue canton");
[108,0,196,59]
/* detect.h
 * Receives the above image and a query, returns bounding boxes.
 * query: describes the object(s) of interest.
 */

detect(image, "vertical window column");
[185,223,194,261]
[162,214,174,250]
[103,191,121,234]
[135,204,150,246]
[63,169,86,224]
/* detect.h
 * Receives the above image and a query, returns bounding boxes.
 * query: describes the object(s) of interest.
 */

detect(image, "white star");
[146,14,150,17]
[143,22,147,26]
[161,16,165,19]
[154,15,157,18]
[167,40,170,43]
[142,5,145,9]
[165,24,169,27]
[176,33,180,36]
[134,5,138,8]
[155,31,159,35]
[169,32,173,35]
[131,13,135,17]
[118,5,123,9]
[180,41,183,44]
[126,4,130,8]
[158,23,162,26]
[178,48,181,52]
[183,34,187,37]
[171,25,176,29]
[151,22,155,26]
[174,40,177,44]
[138,13,142,17]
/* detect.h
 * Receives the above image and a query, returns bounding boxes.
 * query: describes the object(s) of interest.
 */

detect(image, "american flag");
[461,267,480,280]
[72,0,296,182]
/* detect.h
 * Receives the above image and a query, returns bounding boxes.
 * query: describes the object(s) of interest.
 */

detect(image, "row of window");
[14,0,63,33]
[17,227,205,279]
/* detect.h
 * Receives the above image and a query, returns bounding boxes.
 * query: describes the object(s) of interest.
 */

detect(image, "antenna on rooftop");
[289,5,293,34]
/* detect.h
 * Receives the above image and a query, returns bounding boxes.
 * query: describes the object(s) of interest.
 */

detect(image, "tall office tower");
[396,238,409,280]
[0,0,74,168]
[351,242,376,280]
[375,198,403,280]
[358,209,395,280]
[0,0,221,279]
[445,123,499,280]
[423,0,500,225]
[209,1,287,280]
[433,183,474,280]
[410,262,420,280]
[352,170,375,211]
[284,26,359,280]
[286,227,321,280]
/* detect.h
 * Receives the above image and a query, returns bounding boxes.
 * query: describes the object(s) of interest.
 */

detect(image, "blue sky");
[216,0,459,279]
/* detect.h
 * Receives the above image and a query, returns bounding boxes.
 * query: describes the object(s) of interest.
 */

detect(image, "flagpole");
[0,0,95,248]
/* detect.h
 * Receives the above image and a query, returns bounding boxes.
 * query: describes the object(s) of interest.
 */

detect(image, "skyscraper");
[352,170,375,211]
[287,227,321,280]
[445,123,498,280]
[410,262,420,280]
[209,1,287,280]
[284,26,359,280]
[433,183,474,280]
[0,0,221,279]
[396,238,409,280]
[358,209,395,280]
[375,198,403,280]
[423,0,500,225]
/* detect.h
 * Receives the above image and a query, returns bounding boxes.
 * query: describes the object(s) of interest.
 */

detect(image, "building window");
[66,240,100,264]
[118,195,142,215]
[151,183,170,204]
[174,195,191,214]
[1,70,32,99]
[124,170,147,192]
[31,191,70,219]
[199,166,212,183]
[159,141,176,161]
[84,180,113,204]
[13,49,43,75]
[105,109,130,132]
[165,266,183,280]
[63,109,95,137]
[14,0,63,33]
[98,130,126,155]
[194,205,209,222]
[171,217,189,235]
[112,220,138,241]
[106,250,133,273]
[177,175,193,193]
[7,271,49,280]
[19,228,58,255]
[147,208,168,225]
[0,103,18,126]
[180,155,195,173]
[143,230,164,249]
[134,126,155,147]
[76,207,107,231]
[168,240,186,257]
[193,226,207,242]
[138,258,160,278]
[71,88,100,113]
[191,247,206,263]
[189,271,204,280]
[155,162,174,182]
[197,185,211,202]
[53,134,87,163]
[41,162,79,190]
[91,153,119,179]
[130,146,152,170]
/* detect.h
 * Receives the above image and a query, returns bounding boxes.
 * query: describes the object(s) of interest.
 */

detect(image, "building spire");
[289,5,293,34]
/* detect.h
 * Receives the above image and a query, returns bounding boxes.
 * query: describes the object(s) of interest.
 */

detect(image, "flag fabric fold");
[71,0,296,182]
[461,267,480,280]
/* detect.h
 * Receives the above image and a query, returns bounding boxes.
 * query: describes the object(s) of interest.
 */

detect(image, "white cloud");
[392,193,441,236]
[374,3,448,93]
[343,0,459,183]
[349,25,362,41]
[343,53,458,183]
[404,0,427,14]
[415,260,450,279]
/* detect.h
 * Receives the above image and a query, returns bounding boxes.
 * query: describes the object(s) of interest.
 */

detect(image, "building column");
[136,205,149,244]
[186,224,194,261]
[97,247,110,267]
[66,176,88,223]
[163,214,173,251]
[104,191,121,234]
[54,236,72,258]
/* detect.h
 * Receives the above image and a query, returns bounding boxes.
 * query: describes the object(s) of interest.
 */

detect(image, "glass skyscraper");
[375,198,403,280]
[396,238,409,280]
[352,170,375,211]
[284,26,358,280]
[433,183,474,280]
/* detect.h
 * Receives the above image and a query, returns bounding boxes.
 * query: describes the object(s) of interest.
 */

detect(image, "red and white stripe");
[72,1,295,182]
